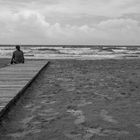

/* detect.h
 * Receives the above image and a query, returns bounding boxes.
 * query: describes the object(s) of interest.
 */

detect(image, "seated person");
[11,45,24,64]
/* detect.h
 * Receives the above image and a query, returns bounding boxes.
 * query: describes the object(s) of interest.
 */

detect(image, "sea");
[0,45,140,60]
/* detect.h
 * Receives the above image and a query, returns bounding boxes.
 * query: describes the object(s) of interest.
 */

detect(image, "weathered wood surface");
[0,60,48,115]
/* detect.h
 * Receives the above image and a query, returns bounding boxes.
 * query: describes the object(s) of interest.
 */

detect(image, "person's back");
[11,45,24,64]
[13,50,24,63]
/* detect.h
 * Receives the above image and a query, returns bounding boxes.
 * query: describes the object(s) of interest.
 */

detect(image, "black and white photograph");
[0,0,140,139]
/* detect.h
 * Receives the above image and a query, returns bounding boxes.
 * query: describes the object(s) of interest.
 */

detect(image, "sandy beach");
[0,59,140,139]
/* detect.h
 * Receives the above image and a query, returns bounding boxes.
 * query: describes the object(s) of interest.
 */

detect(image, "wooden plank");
[0,97,13,103]
[0,87,21,91]
[0,71,37,74]
[0,70,37,73]
[0,85,24,88]
[0,88,19,92]
[0,68,40,71]
[0,74,36,77]
[0,70,36,72]
[0,92,18,97]
[0,81,28,85]
[0,74,35,77]
[1,66,42,69]
[0,74,35,76]
[0,78,31,81]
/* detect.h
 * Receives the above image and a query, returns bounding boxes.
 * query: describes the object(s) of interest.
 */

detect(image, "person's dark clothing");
[11,50,24,64]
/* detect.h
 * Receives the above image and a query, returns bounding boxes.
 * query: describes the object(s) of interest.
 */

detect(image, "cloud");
[1,0,140,17]
[0,10,139,45]
[0,0,140,44]
[97,18,140,44]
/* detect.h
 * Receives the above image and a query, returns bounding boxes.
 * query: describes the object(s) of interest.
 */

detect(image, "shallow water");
[0,59,140,139]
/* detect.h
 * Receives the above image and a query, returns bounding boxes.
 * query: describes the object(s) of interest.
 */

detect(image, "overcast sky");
[0,0,140,45]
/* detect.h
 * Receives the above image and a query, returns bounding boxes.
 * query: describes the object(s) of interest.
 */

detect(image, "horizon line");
[0,44,140,47]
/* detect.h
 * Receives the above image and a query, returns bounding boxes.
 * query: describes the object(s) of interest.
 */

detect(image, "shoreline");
[1,55,140,61]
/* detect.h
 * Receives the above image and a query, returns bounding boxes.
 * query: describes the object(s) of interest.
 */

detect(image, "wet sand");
[0,59,140,139]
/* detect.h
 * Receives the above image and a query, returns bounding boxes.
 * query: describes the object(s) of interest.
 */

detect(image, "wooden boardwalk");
[0,60,49,119]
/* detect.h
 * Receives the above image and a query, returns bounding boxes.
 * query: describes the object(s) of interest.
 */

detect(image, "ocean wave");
[0,45,140,59]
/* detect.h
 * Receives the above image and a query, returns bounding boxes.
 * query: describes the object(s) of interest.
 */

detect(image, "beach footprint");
[67,109,86,125]
[77,99,92,107]
[100,109,118,124]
